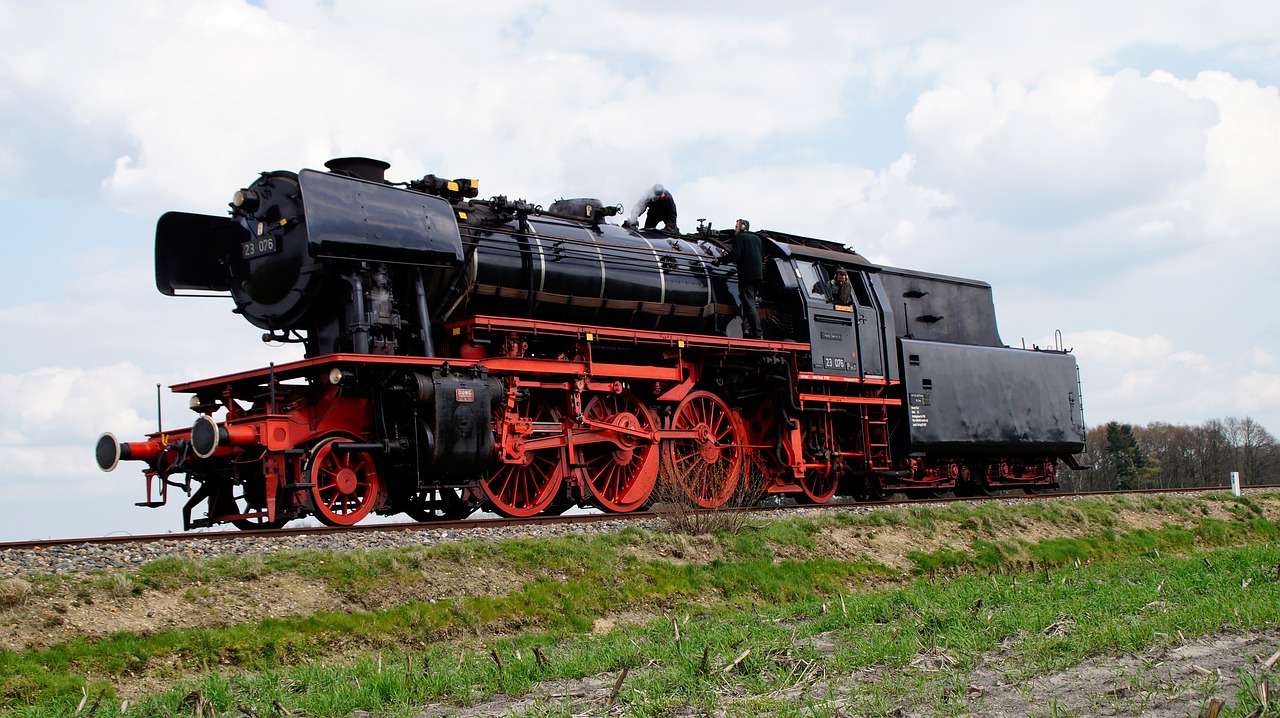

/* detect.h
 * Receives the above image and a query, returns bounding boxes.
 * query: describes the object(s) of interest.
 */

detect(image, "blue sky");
[2,1,1279,541]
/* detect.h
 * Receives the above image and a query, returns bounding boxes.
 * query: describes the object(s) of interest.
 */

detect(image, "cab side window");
[797,262,828,301]
[849,272,873,307]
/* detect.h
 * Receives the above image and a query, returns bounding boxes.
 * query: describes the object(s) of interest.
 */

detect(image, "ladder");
[864,404,891,470]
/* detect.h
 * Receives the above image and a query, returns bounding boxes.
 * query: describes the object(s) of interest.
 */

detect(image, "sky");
[2,1,1279,541]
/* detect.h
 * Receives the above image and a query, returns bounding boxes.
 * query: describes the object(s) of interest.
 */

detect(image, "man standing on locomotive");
[627,184,679,233]
[714,219,765,339]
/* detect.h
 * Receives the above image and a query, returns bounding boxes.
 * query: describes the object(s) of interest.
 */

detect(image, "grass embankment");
[2,493,1279,717]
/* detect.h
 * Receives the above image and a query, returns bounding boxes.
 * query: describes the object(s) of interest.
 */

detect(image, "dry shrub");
[100,571,134,598]
[0,577,33,607]
[651,457,767,536]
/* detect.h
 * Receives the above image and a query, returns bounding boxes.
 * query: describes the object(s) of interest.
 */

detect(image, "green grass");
[39,494,1271,601]
[10,541,1274,717]
[3,495,1279,716]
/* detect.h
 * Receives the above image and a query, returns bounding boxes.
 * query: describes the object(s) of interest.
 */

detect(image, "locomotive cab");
[759,237,897,382]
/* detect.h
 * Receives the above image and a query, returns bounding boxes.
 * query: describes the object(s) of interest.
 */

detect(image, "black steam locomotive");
[97,157,1085,529]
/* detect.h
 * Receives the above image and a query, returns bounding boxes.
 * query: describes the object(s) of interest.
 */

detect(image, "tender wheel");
[306,437,382,526]
[957,463,993,497]
[403,487,473,521]
[905,488,946,500]
[482,396,566,517]
[663,390,743,508]
[579,391,660,512]
[798,421,838,504]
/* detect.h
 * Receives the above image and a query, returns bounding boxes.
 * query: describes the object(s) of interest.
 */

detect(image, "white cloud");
[1168,71,1280,239]
[1249,348,1277,369]
[4,1,1280,541]
[678,154,954,261]
[1136,220,1175,237]
[1066,330,1280,428]
[1230,372,1280,415]
[2,1,875,217]
[0,364,160,448]
[905,68,1218,229]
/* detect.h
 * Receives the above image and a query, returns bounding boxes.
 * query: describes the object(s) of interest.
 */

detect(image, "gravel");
[0,517,668,578]
[2,488,1262,579]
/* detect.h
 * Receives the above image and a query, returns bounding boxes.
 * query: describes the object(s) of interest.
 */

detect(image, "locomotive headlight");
[329,368,345,385]
[231,189,259,211]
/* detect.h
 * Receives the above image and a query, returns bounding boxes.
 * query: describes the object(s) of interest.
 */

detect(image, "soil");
[3,494,1279,716]
[961,631,1279,717]
[397,630,1280,717]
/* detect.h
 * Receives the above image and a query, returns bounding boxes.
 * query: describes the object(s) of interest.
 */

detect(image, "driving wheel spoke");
[662,391,743,508]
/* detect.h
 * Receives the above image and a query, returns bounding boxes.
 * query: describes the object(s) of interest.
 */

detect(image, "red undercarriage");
[108,315,1059,529]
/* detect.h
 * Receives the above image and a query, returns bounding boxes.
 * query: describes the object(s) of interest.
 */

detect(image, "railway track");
[2,484,1273,553]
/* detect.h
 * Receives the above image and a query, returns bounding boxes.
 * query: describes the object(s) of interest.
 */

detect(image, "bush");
[651,460,767,536]
[0,578,32,608]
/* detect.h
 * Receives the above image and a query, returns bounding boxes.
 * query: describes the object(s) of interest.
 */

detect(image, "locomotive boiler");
[98,157,1086,529]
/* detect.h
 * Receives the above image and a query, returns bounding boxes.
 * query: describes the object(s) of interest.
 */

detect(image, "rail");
[1,484,1275,552]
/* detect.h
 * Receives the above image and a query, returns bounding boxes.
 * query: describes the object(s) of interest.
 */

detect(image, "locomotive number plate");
[455,388,475,403]
[241,237,281,259]
[821,356,848,370]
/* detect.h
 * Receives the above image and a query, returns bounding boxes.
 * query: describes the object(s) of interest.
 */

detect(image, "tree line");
[1058,417,1278,491]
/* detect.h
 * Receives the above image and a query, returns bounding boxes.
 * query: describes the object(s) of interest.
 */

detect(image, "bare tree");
[1061,416,1278,491]
[1222,416,1279,485]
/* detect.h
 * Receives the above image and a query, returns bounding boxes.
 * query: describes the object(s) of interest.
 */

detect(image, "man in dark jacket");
[628,184,679,233]
[830,267,853,305]
[714,219,764,339]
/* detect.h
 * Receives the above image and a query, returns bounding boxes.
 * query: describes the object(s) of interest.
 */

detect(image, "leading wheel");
[306,437,383,526]
[211,477,289,531]
[482,396,566,517]
[231,496,288,531]
[579,391,659,512]
[227,449,289,530]
[663,391,743,508]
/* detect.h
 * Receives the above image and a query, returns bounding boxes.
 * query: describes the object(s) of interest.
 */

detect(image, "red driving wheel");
[579,391,659,512]
[662,391,743,508]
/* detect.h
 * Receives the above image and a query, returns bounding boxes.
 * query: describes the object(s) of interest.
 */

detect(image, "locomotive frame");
[97,158,1086,529]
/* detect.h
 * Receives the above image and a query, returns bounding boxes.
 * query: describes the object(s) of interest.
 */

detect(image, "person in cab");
[830,267,853,305]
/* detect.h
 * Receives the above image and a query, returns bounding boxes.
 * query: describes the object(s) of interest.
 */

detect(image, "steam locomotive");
[96,157,1086,530]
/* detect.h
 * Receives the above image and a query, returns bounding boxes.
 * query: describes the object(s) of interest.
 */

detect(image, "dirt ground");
[397,630,1280,717]
[2,494,1278,716]
[960,631,1279,718]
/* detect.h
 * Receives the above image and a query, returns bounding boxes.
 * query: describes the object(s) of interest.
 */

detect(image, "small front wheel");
[306,437,383,526]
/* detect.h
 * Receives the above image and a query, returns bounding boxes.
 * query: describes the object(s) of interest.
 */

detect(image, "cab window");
[849,272,873,307]
[797,262,828,301]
